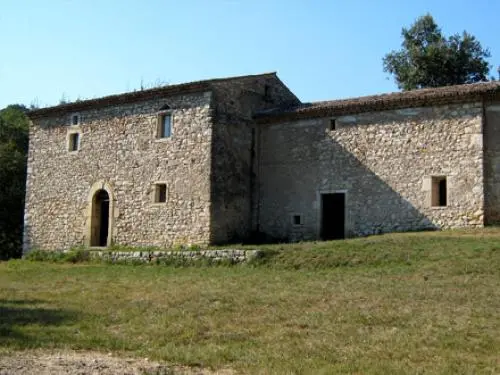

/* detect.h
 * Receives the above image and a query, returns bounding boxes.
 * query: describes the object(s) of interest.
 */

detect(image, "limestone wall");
[484,102,500,223]
[24,91,213,251]
[90,249,260,264]
[209,76,300,243]
[258,103,485,241]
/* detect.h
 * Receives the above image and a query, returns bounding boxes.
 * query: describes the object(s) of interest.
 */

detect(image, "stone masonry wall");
[258,103,485,241]
[209,75,300,243]
[484,101,500,223]
[24,91,213,251]
[89,249,260,264]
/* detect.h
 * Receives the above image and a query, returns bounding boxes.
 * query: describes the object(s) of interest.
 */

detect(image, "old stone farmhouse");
[24,72,500,251]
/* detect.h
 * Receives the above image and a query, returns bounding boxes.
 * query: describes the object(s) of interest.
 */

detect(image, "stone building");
[24,73,500,251]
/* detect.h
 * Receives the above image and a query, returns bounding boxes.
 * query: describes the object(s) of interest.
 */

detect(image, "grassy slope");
[1,230,500,374]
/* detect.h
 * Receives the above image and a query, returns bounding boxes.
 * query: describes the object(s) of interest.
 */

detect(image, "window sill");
[67,150,80,154]
[430,206,448,210]
[154,137,172,143]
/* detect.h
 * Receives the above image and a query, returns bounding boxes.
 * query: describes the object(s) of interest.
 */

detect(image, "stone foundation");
[90,249,260,264]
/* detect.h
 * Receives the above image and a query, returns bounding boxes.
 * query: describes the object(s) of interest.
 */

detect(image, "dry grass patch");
[1,230,500,374]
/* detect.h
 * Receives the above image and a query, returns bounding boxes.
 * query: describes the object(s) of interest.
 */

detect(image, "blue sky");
[1,0,499,109]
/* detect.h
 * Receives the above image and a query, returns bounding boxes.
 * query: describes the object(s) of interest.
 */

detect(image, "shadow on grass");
[0,299,78,348]
[0,299,44,305]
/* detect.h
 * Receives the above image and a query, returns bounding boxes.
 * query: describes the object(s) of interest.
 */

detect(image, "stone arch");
[85,181,115,247]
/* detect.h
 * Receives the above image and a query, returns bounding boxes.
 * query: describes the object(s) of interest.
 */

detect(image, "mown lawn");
[1,229,500,374]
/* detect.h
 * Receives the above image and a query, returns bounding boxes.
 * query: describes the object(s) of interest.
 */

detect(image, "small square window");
[154,184,167,203]
[68,133,80,151]
[291,214,303,226]
[71,114,80,126]
[431,176,447,207]
[158,113,172,138]
[329,118,337,131]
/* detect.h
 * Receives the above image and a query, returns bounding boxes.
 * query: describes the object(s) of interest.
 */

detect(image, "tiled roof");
[256,81,500,123]
[28,72,277,119]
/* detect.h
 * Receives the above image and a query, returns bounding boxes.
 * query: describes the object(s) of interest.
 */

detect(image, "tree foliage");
[383,14,491,90]
[0,105,29,259]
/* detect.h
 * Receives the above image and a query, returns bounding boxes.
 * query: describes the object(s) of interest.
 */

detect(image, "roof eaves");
[256,81,500,124]
[28,72,278,119]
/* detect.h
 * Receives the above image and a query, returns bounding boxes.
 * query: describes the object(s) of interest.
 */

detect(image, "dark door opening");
[321,193,345,240]
[91,190,110,247]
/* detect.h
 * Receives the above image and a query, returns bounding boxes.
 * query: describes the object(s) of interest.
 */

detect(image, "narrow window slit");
[329,118,336,131]
[154,184,167,203]
[71,114,80,126]
[431,176,447,207]
[69,133,79,151]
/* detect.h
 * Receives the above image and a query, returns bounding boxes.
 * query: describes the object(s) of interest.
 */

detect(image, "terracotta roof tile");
[256,81,500,123]
[28,72,277,119]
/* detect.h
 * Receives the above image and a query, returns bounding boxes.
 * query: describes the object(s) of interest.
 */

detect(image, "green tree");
[383,14,491,90]
[0,105,29,259]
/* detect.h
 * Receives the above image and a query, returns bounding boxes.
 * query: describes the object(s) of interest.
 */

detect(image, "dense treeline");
[0,105,29,259]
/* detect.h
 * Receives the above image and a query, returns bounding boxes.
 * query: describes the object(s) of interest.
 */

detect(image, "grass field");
[1,229,500,374]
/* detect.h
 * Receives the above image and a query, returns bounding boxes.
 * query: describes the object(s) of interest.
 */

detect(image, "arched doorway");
[90,189,110,247]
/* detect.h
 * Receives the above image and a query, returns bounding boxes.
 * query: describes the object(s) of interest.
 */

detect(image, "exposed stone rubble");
[90,249,260,263]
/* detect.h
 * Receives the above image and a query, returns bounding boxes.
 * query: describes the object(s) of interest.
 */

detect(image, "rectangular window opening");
[71,114,80,126]
[154,184,167,203]
[292,214,303,226]
[329,118,336,131]
[431,176,447,207]
[158,113,172,138]
[69,133,79,151]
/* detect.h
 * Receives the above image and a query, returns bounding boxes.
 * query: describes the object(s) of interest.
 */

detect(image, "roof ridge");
[308,80,500,107]
[29,72,278,118]
[205,71,277,84]
[257,80,500,123]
